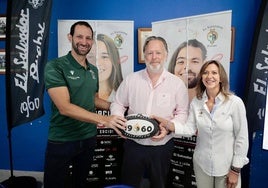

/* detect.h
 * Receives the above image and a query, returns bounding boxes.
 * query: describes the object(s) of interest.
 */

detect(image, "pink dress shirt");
[110,68,189,146]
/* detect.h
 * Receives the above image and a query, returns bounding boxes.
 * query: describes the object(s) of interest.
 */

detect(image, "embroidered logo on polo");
[67,70,80,80]
[90,70,96,80]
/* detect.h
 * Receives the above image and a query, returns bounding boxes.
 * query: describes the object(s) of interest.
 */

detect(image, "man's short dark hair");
[69,21,93,36]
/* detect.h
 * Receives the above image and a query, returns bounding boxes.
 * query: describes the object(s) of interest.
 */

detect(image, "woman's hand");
[151,125,170,141]
[226,170,239,188]
[151,115,175,132]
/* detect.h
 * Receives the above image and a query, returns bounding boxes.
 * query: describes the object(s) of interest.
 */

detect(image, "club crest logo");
[207,29,218,45]
[114,34,124,48]
[28,0,45,9]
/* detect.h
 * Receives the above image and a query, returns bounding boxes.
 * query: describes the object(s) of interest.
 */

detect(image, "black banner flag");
[5,0,52,129]
[244,0,268,133]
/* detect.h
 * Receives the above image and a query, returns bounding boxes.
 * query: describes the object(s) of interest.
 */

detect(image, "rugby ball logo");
[121,114,159,139]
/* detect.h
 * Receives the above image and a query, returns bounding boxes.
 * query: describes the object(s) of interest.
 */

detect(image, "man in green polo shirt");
[43,21,126,188]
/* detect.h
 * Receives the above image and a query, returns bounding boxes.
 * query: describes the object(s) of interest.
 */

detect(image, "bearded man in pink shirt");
[110,36,189,188]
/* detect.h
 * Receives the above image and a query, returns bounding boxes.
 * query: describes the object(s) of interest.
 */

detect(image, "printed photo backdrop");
[58,20,134,80]
[152,10,232,75]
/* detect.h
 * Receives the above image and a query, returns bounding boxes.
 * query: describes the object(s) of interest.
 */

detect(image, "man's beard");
[186,70,198,89]
[146,62,163,74]
[188,77,198,89]
[73,43,91,56]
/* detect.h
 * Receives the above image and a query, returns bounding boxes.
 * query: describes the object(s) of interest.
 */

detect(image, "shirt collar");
[144,68,167,80]
[202,91,225,104]
[67,51,91,70]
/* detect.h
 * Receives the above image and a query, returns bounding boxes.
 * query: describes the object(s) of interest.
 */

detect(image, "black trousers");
[43,137,96,188]
[121,139,174,188]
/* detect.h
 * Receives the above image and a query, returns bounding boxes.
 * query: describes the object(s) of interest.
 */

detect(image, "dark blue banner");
[244,0,268,132]
[6,0,52,129]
